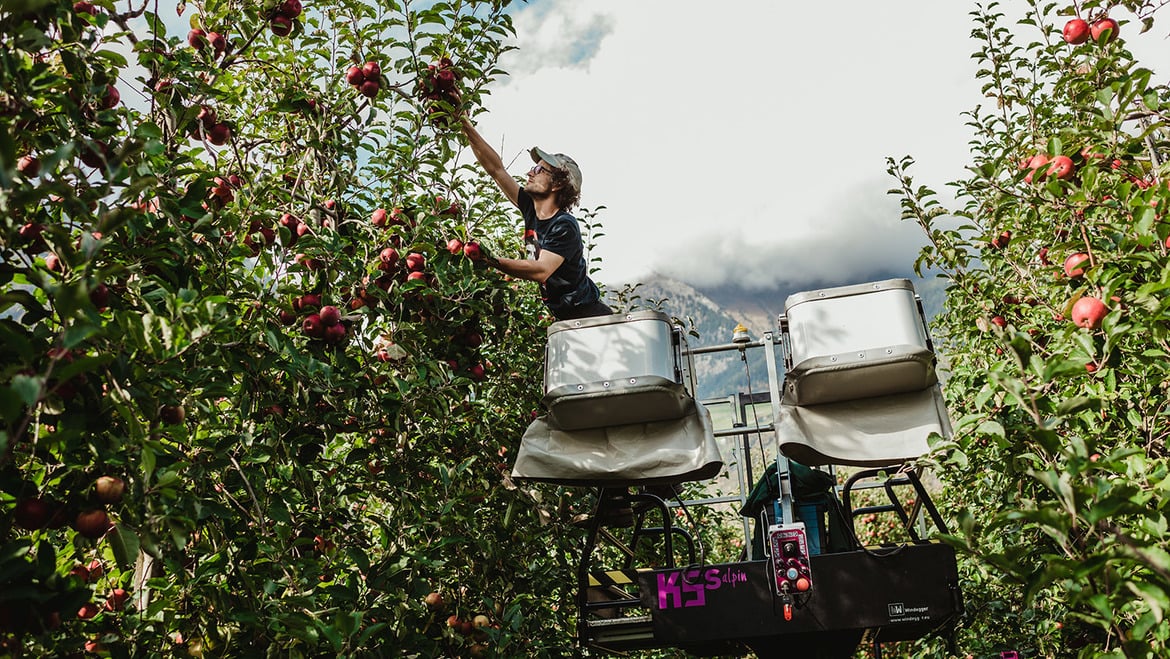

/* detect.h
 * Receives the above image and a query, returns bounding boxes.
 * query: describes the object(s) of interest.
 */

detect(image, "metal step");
[586,614,652,628]
[586,614,656,650]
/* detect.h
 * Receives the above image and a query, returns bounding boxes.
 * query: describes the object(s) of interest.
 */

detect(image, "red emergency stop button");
[795,577,810,592]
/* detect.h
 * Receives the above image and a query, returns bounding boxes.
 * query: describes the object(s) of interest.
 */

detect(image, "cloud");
[502,3,616,75]
[652,179,928,290]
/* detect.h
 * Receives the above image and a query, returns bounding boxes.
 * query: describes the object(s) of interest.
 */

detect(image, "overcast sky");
[463,1,1170,291]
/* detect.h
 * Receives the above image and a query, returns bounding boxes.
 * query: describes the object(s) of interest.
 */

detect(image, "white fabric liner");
[511,402,724,486]
[777,386,952,467]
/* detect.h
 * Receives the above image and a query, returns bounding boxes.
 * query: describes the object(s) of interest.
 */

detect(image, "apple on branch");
[93,476,126,504]
[1071,296,1108,329]
[990,231,1011,249]
[1047,155,1075,180]
[17,154,40,178]
[14,497,52,530]
[1063,252,1090,278]
[74,509,111,539]
[1062,18,1090,45]
[1022,153,1050,183]
[319,305,342,326]
[405,252,426,272]
[270,15,293,37]
[187,28,208,50]
[1091,17,1119,43]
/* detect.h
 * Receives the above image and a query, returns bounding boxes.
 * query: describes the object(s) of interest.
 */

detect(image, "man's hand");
[470,242,498,268]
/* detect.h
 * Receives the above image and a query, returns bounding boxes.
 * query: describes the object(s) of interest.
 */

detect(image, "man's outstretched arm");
[460,115,520,207]
[487,249,564,284]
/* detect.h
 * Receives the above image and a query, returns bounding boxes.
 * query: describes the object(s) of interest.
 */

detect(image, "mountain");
[608,270,950,402]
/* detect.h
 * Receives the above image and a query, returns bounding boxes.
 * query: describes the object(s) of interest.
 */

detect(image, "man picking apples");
[458,108,612,321]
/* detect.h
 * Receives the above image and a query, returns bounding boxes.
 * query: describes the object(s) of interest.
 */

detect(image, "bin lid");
[783,278,916,312]
[546,309,674,337]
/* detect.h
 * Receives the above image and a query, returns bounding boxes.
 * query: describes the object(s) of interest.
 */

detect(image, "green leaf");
[93,49,128,67]
[10,374,43,407]
[109,526,141,571]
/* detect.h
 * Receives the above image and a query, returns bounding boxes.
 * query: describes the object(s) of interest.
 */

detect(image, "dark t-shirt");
[518,189,602,317]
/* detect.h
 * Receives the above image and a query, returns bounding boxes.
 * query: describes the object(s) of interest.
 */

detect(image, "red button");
[795,577,811,592]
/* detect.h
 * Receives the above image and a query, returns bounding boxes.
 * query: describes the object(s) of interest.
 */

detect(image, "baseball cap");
[530,147,582,195]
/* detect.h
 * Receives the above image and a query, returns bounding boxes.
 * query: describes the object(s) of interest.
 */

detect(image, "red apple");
[362,61,381,80]
[359,80,380,98]
[405,252,425,272]
[18,154,40,177]
[371,208,388,226]
[345,66,365,86]
[103,588,129,612]
[446,238,464,255]
[89,283,110,309]
[270,15,293,36]
[379,247,399,267]
[14,497,52,530]
[73,1,96,14]
[990,231,1011,249]
[302,314,325,338]
[446,614,461,628]
[159,403,185,424]
[1063,18,1090,44]
[463,241,483,260]
[299,293,322,309]
[324,323,347,344]
[197,104,217,129]
[318,305,341,327]
[77,602,99,620]
[42,253,62,274]
[1071,296,1108,329]
[1090,17,1119,43]
[279,309,298,325]
[87,559,104,579]
[424,592,445,610]
[1023,153,1050,183]
[473,614,490,629]
[1047,155,1075,180]
[278,0,302,18]
[1063,252,1090,278]
[74,509,111,539]
[79,141,107,168]
[93,476,125,504]
[207,122,231,145]
[991,315,1007,328]
[208,31,227,54]
[468,363,486,381]
[406,271,427,283]
[187,28,208,50]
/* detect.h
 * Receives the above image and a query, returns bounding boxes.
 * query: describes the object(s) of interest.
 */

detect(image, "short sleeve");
[540,215,581,259]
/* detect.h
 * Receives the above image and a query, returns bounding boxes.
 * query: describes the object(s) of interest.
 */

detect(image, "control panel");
[768,523,813,620]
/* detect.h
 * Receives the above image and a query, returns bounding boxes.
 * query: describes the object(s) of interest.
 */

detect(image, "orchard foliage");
[890,1,1170,656]
[0,0,595,656]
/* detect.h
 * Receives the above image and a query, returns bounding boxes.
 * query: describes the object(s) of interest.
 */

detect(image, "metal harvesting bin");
[780,279,936,406]
[543,311,693,430]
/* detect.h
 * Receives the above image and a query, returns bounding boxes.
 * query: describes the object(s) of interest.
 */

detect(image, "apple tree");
[889,1,1170,656]
[0,0,597,656]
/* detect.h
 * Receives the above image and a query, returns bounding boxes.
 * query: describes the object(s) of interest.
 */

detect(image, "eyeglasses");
[528,164,554,176]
